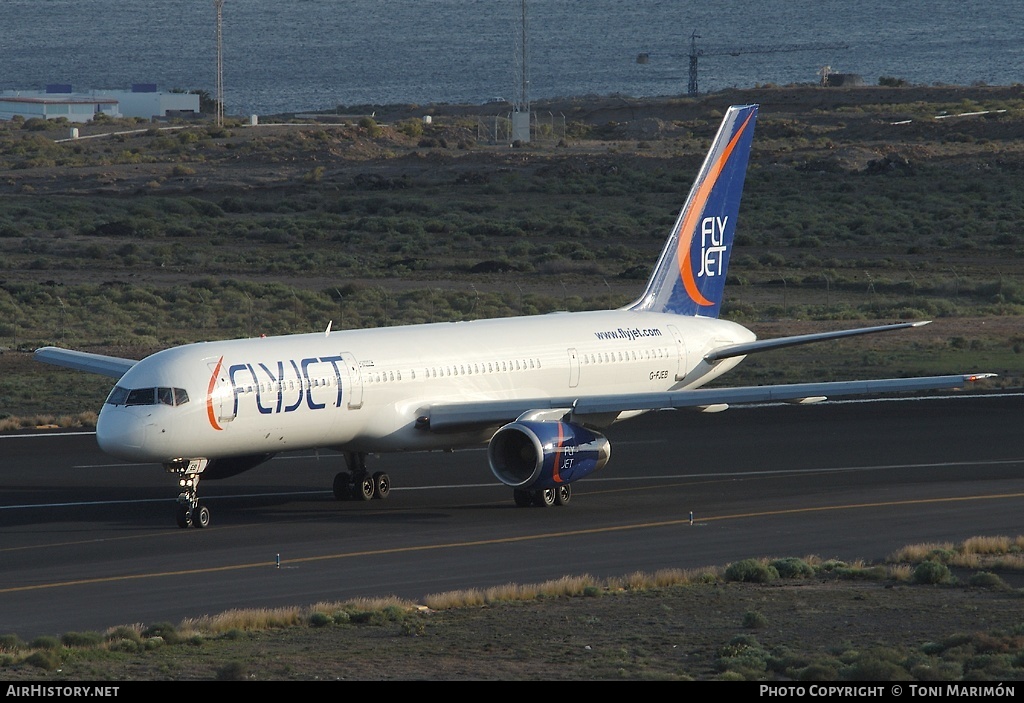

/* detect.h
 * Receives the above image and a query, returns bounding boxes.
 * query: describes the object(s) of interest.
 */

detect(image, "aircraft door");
[206,359,236,426]
[340,352,364,410]
[667,325,688,382]
[567,348,580,388]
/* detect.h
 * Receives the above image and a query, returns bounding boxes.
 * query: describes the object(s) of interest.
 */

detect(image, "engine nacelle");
[487,421,611,490]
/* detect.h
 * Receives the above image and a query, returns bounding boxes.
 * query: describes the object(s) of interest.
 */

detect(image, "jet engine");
[487,421,611,490]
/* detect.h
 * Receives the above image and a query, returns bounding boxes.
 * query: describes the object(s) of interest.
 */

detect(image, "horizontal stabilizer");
[33,346,138,379]
[704,321,931,362]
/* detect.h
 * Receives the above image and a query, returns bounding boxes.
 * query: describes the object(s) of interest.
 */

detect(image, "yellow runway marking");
[3,490,1023,595]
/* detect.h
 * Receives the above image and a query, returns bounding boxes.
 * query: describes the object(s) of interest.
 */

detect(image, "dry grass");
[0,411,97,431]
[889,535,1024,572]
[962,535,1024,554]
[179,606,304,634]
[4,536,1024,680]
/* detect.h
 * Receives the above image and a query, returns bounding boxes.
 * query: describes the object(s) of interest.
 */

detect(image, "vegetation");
[2,535,1024,680]
[1,85,1023,419]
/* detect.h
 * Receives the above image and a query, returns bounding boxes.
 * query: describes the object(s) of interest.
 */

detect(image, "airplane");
[34,104,993,528]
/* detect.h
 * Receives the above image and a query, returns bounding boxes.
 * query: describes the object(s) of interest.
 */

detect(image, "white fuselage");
[95,309,754,463]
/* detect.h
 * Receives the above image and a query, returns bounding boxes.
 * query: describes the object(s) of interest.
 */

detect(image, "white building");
[0,84,200,123]
[0,94,119,123]
[113,84,201,119]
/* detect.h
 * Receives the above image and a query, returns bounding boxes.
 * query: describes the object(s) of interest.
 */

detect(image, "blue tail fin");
[628,104,757,317]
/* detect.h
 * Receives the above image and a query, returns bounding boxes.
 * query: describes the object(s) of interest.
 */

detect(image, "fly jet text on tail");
[35,105,994,528]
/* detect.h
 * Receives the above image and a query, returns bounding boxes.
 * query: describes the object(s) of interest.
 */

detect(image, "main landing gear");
[513,483,572,508]
[333,451,391,502]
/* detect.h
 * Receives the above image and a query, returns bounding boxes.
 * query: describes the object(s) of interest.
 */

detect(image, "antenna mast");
[513,0,529,113]
[510,0,531,143]
[214,0,225,126]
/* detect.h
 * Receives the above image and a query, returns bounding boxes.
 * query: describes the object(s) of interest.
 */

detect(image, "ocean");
[1,0,1021,116]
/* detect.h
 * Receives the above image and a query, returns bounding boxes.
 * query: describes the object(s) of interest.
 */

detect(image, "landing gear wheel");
[353,476,375,501]
[333,472,351,501]
[513,489,533,507]
[175,475,203,528]
[554,484,572,506]
[373,472,390,500]
[175,504,191,528]
[533,488,556,507]
[193,504,211,528]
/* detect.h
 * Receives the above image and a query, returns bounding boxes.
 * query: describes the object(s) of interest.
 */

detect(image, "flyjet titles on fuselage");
[223,355,345,416]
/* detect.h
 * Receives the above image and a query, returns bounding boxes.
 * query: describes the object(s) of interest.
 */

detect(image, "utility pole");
[214,0,225,126]
[639,32,848,96]
[511,0,530,143]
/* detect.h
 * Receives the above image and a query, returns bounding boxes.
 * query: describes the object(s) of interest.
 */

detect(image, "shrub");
[29,635,61,650]
[968,571,1009,589]
[743,610,769,629]
[716,634,769,678]
[725,559,779,583]
[105,625,142,644]
[398,119,424,138]
[358,117,383,138]
[143,622,182,644]
[61,631,103,647]
[307,612,332,627]
[216,661,249,681]
[913,560,952,585]
[106,639,142,653]
[841,654,910,680]
[23,650,61,671]
[0,634,24,652]
[771,557,815,578]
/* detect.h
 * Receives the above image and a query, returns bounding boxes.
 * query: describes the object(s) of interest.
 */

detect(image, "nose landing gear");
[166,459,211,529]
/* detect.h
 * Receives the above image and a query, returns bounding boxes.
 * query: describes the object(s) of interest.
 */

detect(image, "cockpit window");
[106,385,190,407]
[127,388,156,406]
[106,386,129,406]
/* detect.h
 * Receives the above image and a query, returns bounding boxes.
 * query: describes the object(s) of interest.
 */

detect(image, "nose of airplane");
[96,406,149,460]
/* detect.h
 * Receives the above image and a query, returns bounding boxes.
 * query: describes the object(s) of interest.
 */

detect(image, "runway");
[1,392,1022,640]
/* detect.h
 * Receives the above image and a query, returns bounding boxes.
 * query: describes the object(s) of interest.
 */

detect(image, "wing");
[422,372,995,433]
[33,346,138,379]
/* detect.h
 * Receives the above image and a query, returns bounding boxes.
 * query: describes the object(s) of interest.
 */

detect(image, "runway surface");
[1,392,1022,639]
